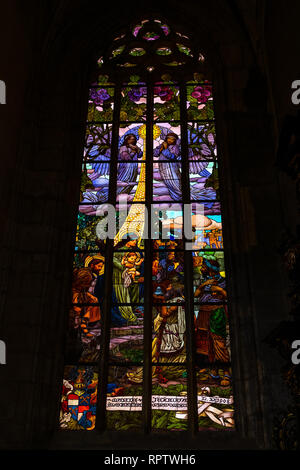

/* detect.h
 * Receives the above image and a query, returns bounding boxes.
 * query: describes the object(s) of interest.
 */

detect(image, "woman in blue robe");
[118,133,143,195]
[153,132,216,203]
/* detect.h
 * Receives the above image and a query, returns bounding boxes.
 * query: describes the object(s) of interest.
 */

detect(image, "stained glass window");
[60,19,234,433]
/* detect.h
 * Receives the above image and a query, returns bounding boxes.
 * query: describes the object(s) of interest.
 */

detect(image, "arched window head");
[94,18,207,82]
[59,17,234,435]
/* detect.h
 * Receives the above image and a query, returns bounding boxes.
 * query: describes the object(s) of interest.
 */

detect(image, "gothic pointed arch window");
[60,18,234,434]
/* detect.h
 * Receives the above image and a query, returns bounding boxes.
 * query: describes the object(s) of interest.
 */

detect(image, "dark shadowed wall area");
[0,0,299,450]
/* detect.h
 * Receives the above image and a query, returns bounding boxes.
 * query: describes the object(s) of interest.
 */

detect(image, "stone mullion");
[143,80,154,433]
[179,82,198,435]
[96,84,121,431]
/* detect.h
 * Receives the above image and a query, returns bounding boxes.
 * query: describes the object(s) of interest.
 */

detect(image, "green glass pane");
[87,87,114,122]
[75,208,107,251]
[153,86,180,121]
[193,251,226,304]
[129,48,146,56]
[106,365,143,431]
[196,366,234,431]
[120,87,147,122]
[187,84,214,120]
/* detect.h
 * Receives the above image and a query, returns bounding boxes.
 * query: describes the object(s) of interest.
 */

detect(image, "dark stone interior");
[0,0,299,450]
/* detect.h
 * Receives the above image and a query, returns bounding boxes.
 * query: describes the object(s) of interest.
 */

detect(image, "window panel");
[153,162,182,202]
[151,366,188,431]
[109,305,144,363]
[193,251,227,304]
[152,304,186,362]
[75,210,108,251]
[118,123,146,161]
[114,204,147,246]
[60,366,98,430]
[106,365,143,431]
[117,162,145,202]
[189,204,223,249]
[196,366,234,430]
[65,298,101,363]
[120,85,147,122]
[189,161,219,201]
[151,203,183,240]
[153,84,180,121]
[153,122,181,161]
[87,86,115,122]
[62,18,235,435]
[188,122,217,160]
[186,84,214,121]
[65,253,105,363]
[84,124,112,162]
[112,250,145,306]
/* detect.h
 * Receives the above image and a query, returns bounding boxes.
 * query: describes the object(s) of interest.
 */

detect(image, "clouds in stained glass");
[191,212,223,250]
[117,162,145,202]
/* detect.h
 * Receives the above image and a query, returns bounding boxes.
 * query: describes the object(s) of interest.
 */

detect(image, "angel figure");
[121,251,144,286]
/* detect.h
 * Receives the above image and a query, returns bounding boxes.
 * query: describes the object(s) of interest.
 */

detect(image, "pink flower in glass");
[191,86,211,103]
